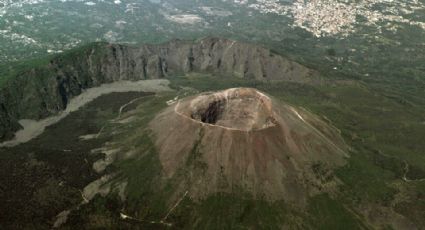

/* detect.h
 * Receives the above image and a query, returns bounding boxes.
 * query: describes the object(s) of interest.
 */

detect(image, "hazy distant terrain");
[1,0,425,83]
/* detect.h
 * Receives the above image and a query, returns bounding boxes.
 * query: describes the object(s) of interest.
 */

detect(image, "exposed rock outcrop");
[0,37,319,141]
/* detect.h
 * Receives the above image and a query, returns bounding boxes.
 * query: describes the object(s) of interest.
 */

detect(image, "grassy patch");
[307,194,365,230]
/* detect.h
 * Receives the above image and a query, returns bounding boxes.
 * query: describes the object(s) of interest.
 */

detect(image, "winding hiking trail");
[402,161,425,182]
[116,96,146,119]
[119,190,189,228]
[162,190,189,222]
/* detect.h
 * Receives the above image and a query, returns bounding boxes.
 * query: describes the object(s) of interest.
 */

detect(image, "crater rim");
[175,88,278,131]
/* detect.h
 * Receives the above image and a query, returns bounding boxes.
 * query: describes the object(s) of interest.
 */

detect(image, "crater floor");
[177,88,277,131]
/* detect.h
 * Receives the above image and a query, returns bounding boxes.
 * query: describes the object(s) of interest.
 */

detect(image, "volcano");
[150,88,348,205]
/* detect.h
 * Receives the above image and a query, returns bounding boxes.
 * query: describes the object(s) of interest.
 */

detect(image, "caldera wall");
[0,37,319,141]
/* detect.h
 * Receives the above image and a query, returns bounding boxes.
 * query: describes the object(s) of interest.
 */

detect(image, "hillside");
[0,39,424,229]
[0,37,318,141]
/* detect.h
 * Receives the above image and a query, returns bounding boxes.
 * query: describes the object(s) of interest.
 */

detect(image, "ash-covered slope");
[150,88,347,205]
[0,37,318,141]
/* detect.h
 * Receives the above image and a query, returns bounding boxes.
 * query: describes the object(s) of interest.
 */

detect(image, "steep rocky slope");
[150,88,347,206]
[0,37,319,141]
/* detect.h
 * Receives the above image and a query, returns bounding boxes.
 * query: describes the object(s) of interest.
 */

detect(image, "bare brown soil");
[149,88,348,206]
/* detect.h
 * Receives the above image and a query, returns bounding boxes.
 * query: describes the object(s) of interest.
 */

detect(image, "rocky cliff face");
[0,37,319,141]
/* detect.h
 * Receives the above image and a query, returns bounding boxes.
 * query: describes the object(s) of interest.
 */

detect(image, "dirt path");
[118,190,189,227]
[116,97,145,119]
[402,161,425,182]
[0,79,171,148]
[162,190,189,222]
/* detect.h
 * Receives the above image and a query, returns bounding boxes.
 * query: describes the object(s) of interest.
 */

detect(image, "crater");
[177,88,277,131]
[151,87,348,203]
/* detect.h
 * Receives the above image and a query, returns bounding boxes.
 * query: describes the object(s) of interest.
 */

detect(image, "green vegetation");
[63,73,423,229]
[2,71,424,228]
[307,194,364,230]
[0,56,51,86]
[0,42,104,87]
[167,74,425,226]
[1,0,425,227]
[0,91,150,228]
